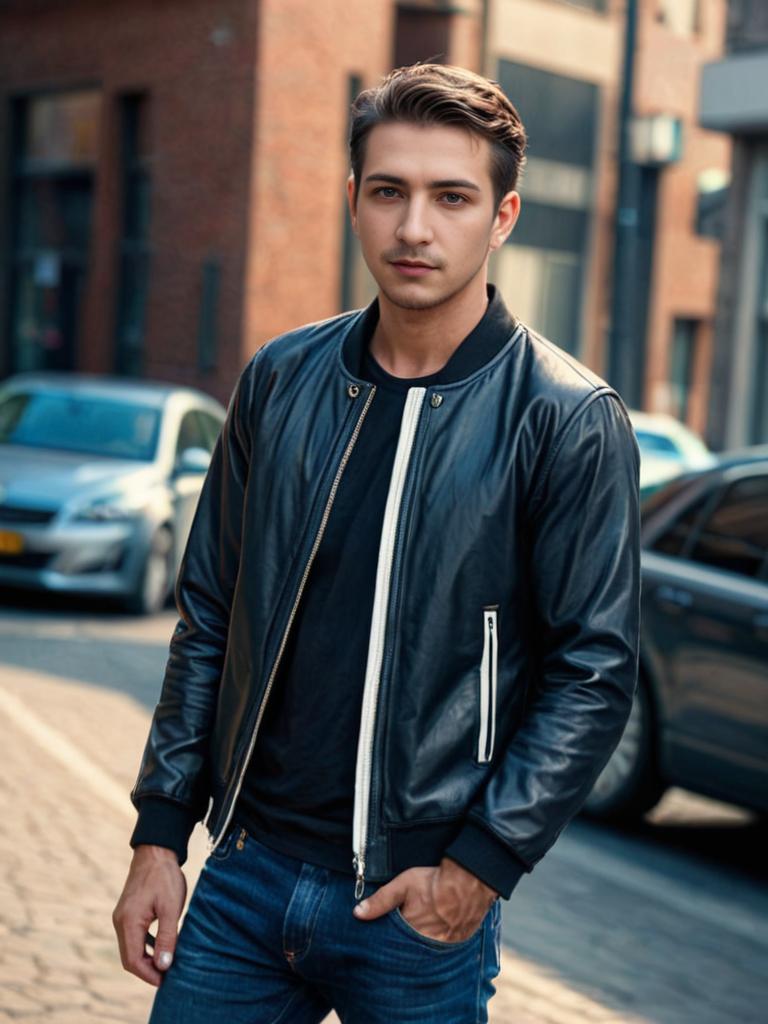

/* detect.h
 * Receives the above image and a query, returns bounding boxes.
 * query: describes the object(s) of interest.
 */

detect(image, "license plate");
[0,530,24,554]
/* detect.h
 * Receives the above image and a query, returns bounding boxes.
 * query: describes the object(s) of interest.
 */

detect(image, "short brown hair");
[349,63,527,211]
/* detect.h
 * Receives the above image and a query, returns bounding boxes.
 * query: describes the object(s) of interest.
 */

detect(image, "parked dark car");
[583,448,768,821]
[0,372,226,614]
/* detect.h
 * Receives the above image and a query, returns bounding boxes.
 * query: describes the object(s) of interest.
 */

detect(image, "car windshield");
[634,430,680,458]
[0,390,161,461]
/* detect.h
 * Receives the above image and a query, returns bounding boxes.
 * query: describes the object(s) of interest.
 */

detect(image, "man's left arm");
[442,390,642,901]
[354,390,641,935]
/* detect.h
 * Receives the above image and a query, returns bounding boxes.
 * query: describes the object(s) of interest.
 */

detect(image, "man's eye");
[441,193,467,205]
[375,187,400,199]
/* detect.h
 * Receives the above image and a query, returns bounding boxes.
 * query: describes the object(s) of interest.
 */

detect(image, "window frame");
[653,472,768,581]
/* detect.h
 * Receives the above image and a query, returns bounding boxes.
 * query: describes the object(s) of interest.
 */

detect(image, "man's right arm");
[130,352,258,823]
[114,352,259,984]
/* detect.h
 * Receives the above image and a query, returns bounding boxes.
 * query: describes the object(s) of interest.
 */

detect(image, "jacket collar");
[341,284,518,386]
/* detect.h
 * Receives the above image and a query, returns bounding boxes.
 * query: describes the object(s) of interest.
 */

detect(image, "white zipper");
[477,607,498,763]
[352,386,426,898]
[208,383,377,852]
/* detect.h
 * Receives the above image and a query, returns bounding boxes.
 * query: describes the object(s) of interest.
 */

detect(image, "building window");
[752,215,768,444]
[25,90,100,168]
[655,0,701,36]
[753,328,768,444]
[394,5,452,67]
[695,169,729,240]
[493,61,598,355]
[6,89,100,375]
[669,318,698,421]
[114,93,152,377]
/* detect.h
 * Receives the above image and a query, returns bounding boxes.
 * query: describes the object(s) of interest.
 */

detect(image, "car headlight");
[72,492,148,522]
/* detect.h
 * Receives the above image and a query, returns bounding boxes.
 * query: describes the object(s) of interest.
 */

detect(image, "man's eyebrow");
[363,173,481,192]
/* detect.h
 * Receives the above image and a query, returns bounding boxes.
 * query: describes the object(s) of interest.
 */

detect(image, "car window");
[687,476,768,579]
[634,430,680,458]
[175,410,210,458]
[197,411,223,451]
[0,390,160,461]
[650,490,713,557]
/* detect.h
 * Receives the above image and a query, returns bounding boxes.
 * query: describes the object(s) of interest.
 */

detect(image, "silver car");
[0,372,226,614]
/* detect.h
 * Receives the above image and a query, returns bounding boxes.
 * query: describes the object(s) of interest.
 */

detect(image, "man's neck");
[370,275,490,379]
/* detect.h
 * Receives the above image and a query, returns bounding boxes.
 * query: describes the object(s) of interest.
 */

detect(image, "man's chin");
[377,279,455,312]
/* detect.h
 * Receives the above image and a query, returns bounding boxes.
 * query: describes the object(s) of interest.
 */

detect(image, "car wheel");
[125,526,174,616]
[581,676,667,822]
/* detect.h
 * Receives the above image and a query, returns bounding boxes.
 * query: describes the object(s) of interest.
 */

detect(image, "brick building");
[0,0,730,433]
[484,0,730,433]
[699,0,768,448]
[0,0,391,405]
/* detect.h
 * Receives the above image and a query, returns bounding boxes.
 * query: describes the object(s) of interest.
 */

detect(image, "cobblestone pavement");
[0,606,766,1023]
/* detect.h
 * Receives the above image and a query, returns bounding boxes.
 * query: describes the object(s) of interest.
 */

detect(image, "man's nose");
[395,198,434,247]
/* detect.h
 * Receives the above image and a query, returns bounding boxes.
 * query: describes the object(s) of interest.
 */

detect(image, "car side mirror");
[175,446,211,475]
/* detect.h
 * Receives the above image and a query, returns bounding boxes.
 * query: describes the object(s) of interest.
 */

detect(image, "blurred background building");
[0,0,738,445]
[699,0,768,449]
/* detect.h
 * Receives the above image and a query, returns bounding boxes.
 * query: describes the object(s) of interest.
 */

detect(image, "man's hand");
[112,845,187,987]
[353,857,498,943]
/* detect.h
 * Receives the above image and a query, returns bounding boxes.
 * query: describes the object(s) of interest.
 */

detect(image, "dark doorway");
[5,90,100,376]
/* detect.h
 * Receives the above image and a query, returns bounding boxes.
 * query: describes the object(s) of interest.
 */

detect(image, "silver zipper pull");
[353,854,366,900]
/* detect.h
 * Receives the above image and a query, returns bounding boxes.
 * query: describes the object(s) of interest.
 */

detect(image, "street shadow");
[588,811,768,886]
[502,810,768,1023]
[0,586,176,710]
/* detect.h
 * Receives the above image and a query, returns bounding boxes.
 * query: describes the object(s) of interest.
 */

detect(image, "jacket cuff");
[442,818,530,900]
[130,796,199,867]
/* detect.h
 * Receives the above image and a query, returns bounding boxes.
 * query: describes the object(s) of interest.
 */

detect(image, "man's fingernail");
[157,951,173,969]
[354,901,368,916]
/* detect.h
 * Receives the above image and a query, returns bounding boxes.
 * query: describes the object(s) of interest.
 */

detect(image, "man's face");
[347,121,519,311]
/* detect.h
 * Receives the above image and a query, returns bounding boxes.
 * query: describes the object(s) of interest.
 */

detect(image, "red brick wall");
[242,0,393,355]
[0,0,259,404]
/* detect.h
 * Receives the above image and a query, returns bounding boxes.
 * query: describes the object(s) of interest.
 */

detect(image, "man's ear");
[346,174,359,234]
[489,190,521,253]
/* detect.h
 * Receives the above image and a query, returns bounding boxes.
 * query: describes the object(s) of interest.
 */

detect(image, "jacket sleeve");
[443,390,642,899]
[129,354,259,856]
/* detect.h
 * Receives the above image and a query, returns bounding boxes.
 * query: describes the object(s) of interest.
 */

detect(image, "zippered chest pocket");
[477,607,498,764]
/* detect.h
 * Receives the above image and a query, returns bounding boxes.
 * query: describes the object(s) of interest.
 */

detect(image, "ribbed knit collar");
[343,284,518,387]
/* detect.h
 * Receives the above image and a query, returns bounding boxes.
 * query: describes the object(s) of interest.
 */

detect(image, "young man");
[113,63,641,1023]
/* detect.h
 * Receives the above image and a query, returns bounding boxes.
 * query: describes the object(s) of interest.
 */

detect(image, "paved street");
[1,596,767,1023]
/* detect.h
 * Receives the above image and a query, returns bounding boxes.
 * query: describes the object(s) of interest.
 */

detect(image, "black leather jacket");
[131,302,641,900]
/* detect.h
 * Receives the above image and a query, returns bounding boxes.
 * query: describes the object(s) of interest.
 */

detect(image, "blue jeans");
[148,821,503,1023]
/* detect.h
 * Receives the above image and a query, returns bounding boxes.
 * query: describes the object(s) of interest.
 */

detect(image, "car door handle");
[656,585,693,611]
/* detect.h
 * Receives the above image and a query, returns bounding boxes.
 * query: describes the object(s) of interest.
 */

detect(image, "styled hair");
[349,63,527,211]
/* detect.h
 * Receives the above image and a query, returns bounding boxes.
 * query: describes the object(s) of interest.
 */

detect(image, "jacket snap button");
[347,383,360,399]
[430,393,443,408]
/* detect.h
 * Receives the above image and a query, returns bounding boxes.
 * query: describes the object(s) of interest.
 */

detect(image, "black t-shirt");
[235,351,441,872]
[234,286,518,876]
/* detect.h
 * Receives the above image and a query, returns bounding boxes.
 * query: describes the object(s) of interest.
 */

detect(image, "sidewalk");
[0,665,647,1024]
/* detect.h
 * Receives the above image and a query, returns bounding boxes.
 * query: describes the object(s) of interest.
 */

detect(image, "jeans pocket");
[388,905,487,952]
[208,821,241,863]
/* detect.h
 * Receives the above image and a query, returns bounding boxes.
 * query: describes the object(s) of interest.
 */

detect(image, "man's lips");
[389,260,437,277]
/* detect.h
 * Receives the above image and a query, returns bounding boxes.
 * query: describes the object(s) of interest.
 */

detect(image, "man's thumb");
[354,882,404,920]
[154,907,179,971]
